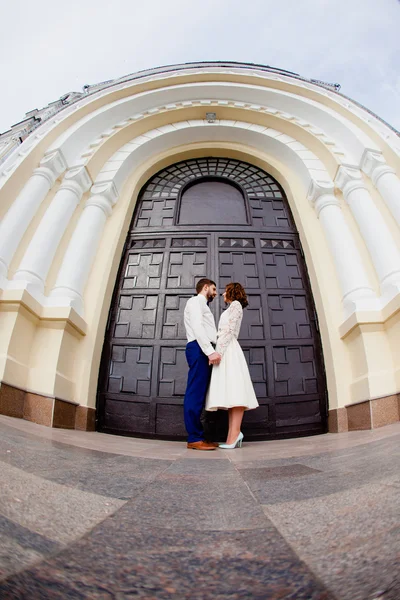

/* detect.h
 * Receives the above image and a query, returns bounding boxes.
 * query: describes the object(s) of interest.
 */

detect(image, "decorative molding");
[219,238,255,248]
[172,238,207,248]
[360,149,395,186]
[307,179,335,204]
[86,180,119,215]
[32,166,57,187]
[85,196,113,217]
[130,239,166,249]
[32,149,68,186]
[2,65,398,194]
[335,165,367,196]
[0,287,87,335]
[40,149,68,179]
[260,239,295,249]
[315,196,341,217]
[60,166,92,196]
[94,120,332,193]
[77,97,348,163]
[90,180,119,205]
[307,180,339,216]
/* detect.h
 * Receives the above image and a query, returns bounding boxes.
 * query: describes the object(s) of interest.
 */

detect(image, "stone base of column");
[329,394,400,432]
[75,406,96,431]
[0,382,95,431]
[2,380,398,436]
[328,407,348,432]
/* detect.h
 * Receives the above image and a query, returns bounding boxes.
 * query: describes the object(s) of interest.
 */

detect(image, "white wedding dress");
[205,300,259,412]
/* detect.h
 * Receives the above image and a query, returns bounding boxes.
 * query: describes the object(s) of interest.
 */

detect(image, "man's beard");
[207,293,215,304]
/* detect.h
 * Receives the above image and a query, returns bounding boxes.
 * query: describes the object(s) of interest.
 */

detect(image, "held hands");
[208,351,222,366]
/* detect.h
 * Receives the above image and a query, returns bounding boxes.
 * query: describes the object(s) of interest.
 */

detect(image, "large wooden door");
[97,158,328,440]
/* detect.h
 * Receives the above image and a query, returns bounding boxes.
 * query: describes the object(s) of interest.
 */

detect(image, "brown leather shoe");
[187,441,216,451]
[205,441,219,447]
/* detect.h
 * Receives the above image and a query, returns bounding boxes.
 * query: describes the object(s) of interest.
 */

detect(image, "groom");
[183,278,222,450]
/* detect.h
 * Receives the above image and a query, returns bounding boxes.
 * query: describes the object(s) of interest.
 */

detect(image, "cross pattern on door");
[108,345,153,395]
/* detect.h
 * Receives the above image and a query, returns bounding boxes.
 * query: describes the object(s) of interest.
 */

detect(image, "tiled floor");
[0,415,399,599]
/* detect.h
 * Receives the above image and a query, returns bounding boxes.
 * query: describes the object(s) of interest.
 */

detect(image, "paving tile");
[0,525,334,599]
[233,435,400,471]
[182,448,228,460]
[0,535,43,582]
[166,457,234,476]
[0,462,125,544]
[2,431,173,498]
[121,469,269,531]
[238,436,400,504]
[240,464,321,481]
[0,515,61,555]
[35,469,162,500]
[0,415,399,599]
[2,415,399,462]
[262,476,400,600]
[0,516,62,582]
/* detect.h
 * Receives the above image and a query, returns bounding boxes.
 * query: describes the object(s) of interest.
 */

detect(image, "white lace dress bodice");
[216,300,243,356]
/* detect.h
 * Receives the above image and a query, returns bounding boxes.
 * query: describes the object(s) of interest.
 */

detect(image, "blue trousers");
[184,340,212,443]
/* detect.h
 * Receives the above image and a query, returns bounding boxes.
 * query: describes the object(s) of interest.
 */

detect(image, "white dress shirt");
[184,294,217,356]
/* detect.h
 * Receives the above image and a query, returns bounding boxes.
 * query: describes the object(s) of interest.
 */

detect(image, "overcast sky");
[0,0,399,134]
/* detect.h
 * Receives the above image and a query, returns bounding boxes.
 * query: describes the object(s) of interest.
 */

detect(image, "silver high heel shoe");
[219,432,244,449]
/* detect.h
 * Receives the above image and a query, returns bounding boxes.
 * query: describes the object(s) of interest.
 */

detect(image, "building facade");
[1,61,400,438]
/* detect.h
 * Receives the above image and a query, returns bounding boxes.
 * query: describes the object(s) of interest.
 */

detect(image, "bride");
[205,282,259,448]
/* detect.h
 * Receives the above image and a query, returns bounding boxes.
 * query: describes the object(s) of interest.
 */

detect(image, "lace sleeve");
[216,301,243,356]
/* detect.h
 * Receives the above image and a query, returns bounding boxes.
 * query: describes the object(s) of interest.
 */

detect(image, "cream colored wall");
[1,69,400,424]
[0,303,38,387]
[386,310,400,391]
[336,172,400,403]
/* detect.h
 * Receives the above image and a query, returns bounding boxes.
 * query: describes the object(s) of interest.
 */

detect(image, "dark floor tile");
[239,440,400,504]
[240,464,321,481]
[120,470,269,531]
[165,458,234,476]
[35,468,161,500]
[235,436,400,472]
[1,438,172,499]
[0,516,62,556]
[0,524,334,599]
[1,419,398,600]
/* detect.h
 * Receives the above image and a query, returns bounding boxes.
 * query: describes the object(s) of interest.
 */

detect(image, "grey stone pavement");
[0,415,399,599]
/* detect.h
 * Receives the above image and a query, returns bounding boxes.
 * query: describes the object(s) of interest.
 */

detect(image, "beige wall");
[1,68,400,430]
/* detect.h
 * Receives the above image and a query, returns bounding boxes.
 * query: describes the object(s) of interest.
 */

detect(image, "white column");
[49,181,119,314]
[361,149,400,227]
[335,166,400,299]
[12,166,92,296]
[308,181,377,315]
[0,150,66,281]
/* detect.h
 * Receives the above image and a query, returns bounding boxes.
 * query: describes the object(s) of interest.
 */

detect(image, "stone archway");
[97,157,328,440]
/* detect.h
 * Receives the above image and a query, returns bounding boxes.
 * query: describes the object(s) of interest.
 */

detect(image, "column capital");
[307,180,339,216]
[59,166,92,198]
[360,149,395,186]
[335,165,367,196]
[307,179,335,204]
[86,181,119,217]
[90,180,119,204]
[41,149,67,178]
[33,149,68,186]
